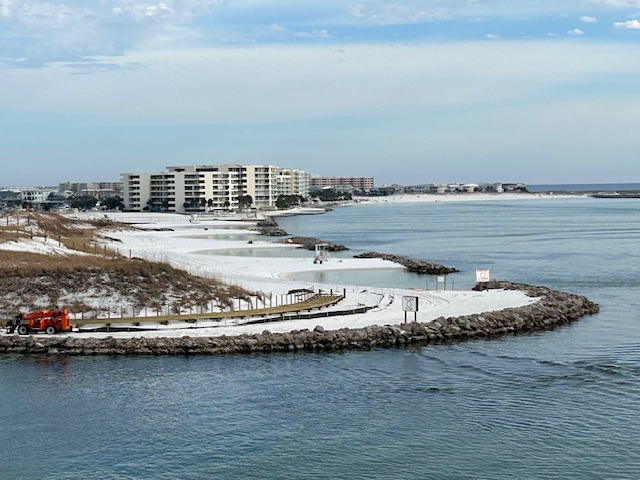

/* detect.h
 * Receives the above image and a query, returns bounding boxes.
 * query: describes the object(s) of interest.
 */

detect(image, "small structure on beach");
[313,243,331,264]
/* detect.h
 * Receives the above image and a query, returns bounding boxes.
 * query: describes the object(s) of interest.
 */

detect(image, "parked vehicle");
[5,309,71,335]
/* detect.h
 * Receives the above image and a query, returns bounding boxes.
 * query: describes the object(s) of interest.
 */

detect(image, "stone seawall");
[0,281,599,356]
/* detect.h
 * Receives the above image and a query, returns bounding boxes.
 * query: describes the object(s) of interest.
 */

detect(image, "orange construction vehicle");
[6,309,72,335]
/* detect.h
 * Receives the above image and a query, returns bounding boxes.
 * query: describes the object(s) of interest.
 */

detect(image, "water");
[2,198,640,479]
[528,182,640,192]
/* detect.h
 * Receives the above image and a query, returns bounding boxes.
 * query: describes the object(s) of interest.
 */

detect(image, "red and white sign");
[475,269,491,283]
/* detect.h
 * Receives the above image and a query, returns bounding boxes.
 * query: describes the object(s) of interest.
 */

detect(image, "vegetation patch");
[0,212,254,316]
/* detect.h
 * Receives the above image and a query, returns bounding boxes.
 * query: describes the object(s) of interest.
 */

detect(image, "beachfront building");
[122,164,311,213]
[59,181,124,198]
[404,184,448,194]
[377,182,521,196]
[19,188,56,204]
[310,176,374,192]
[275,168,311,198]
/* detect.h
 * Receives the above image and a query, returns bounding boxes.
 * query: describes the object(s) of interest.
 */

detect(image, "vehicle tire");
[45,325,56,335]
[17,325,29,335]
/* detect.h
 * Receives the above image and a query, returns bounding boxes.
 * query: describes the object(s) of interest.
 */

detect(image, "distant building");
[275,168,310,197]
[501,183,527,192]
[0,190,22,210]
[373,184,405,195]
[20,188,56,204]
[122,164,311,213]
[404,184,448,194]
[59,181,123,198]
[310,176,374,192]
[370,182,523,196]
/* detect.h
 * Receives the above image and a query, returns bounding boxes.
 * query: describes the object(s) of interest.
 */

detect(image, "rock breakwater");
[353,251,458,274]
[255,217,288,236]
[0,281,599,356]
[280,237,349,251]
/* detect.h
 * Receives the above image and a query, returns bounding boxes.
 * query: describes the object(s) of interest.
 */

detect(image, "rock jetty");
[353,251,458,274]
[255,217,288,236]
[0,281,599,356]
[280,237,349,251]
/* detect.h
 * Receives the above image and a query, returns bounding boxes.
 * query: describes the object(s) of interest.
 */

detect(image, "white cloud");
[580,16,597,23]
[590,0,640,6]
[255,23,333,41]
[112,2,175,21]
[296,29,332,39]
[568,28,585,35]
[3,39,640,185]
[347,2,449,26]
[485,33,502,40]
[614,19,640,29]
[0,0,10,17]
[3,41,640,127]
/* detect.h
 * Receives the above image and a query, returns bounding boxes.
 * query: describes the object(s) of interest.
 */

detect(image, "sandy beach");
[352,192,585,204]
[47,203,543,337]
[3,192,587,338]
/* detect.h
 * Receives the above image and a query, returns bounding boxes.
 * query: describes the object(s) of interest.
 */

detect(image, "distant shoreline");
[351,192,585,205]
[527,182,640,193]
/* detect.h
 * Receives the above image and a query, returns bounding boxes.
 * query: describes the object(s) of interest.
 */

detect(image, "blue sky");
[1,0,640,187]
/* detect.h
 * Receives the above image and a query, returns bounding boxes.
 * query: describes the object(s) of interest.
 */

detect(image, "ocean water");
[2,198,640,480]
[528,182,640,192]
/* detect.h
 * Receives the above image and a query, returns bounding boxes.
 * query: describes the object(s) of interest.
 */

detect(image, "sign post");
[402,296,419,323]
[475,269,491,283]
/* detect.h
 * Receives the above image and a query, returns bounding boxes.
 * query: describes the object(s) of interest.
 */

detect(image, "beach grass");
[0,211,256,315]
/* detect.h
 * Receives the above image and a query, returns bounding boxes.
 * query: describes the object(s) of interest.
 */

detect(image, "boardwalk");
[73,293,344,329]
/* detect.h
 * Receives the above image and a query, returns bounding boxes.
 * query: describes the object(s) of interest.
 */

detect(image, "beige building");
[310,176,374,192]
[59,181,123,198]
[122,164,310,213]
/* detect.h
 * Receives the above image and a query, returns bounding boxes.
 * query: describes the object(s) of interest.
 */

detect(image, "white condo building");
[122,164,311,213]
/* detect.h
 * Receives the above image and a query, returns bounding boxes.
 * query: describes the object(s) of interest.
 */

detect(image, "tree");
[310,189,352,202]
[102,196,124,211]
[183,198,203,211]
[237,195,253,211]
[71,196,99,210]
[276,194,304,209]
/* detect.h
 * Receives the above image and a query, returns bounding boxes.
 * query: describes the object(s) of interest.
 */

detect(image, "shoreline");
[1,197,601,350]
[351,191,587,205]
[0,281,599,355]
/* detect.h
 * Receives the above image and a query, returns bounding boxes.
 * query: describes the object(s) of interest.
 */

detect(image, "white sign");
[475,269,491,283]
[402,296,419,312]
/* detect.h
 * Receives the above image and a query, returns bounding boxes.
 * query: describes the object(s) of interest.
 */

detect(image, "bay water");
[2,197,640,479]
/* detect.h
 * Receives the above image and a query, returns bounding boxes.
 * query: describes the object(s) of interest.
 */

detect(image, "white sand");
[353,192,585,205]
[67,210,539,337]
[2,202,546,338]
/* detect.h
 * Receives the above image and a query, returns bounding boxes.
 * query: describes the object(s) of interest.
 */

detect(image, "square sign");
[475,269,491,283]
[402,296,419,312]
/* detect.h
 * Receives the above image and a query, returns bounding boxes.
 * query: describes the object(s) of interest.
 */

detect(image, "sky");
[1,0,640,187]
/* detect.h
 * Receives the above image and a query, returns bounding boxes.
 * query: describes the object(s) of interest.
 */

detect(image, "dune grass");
[0,212,254,315]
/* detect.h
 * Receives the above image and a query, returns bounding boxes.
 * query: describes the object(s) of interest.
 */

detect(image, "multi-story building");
[59,181,124,198]
[20,188,57,204]
[310,176,374,192]
[275,168,311,197]
[122,164,311,213]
